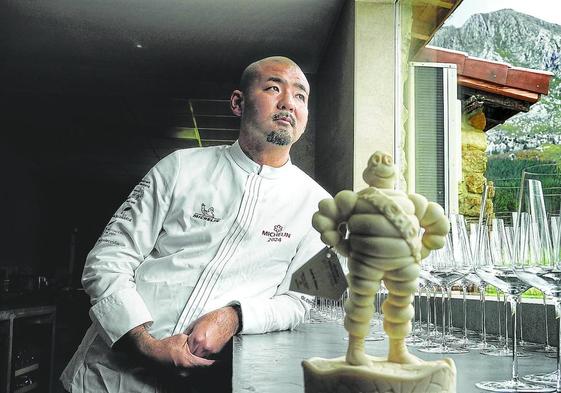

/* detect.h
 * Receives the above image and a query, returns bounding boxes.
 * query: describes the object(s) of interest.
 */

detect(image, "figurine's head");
[362,151,396,189]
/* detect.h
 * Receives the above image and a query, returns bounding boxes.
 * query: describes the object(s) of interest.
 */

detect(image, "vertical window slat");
[414,66,445,207]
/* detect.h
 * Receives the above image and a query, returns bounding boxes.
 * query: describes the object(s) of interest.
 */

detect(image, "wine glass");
[480,219,529,358]
[448,213,479,348]
[475,215,548,392]
[470,222,496,351]
[415,275,440,349]
[526,215,561,383]
[533,293,557,354]
[471,180,502,352]
[418,234,469,354]
[514,167,561,390]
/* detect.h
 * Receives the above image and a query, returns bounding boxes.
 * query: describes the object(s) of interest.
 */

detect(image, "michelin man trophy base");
[303,152,456,393]
[303,356,456,393]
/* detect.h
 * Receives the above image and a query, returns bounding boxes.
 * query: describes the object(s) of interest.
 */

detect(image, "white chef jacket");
[61,141,330,392]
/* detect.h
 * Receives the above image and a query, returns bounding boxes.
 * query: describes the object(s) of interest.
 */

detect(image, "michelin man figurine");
[303,151,456,393]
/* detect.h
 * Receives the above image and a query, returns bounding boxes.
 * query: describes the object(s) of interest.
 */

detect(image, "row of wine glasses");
[417,213,472,354]
[475,164,561,392]
[392,166,560,391]
[413,210,558,391]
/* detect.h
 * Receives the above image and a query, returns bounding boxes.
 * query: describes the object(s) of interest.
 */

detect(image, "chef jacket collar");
[229,141,293,179]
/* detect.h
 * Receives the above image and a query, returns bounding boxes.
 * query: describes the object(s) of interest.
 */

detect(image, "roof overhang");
[408,0,465,59]
[416,46,554,131]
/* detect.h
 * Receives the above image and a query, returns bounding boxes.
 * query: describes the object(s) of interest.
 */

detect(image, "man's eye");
[296,94,306,102]
[266,86,280,92]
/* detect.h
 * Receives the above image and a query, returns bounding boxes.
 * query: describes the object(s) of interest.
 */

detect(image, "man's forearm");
[115,322,216,369]
[186,306,241,358]
[115,323,155,359]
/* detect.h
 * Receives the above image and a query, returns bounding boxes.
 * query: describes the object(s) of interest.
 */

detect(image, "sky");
[444,0,561,27]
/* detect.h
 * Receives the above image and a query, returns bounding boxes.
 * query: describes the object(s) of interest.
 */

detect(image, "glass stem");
[555,298,561,392]
[479,286,484,335]
[441,286,447,348]
[419,286,425,331]
[447,286,453,334]
[544,295,551,348]
[497,291,502,341]
[412,290,417,335]
[462,284,468,340]
[504,294,509,352]
[480,284,488,344]
[426,287,431,339]
[510,295,519,383]
[433,290,438,336]
[518,297,525,345]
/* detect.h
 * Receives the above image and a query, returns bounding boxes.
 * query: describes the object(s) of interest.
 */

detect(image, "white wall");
[354,0,396,190]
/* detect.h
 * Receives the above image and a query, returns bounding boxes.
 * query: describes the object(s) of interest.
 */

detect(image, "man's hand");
[185,306,240,358]
[117,324,215,368]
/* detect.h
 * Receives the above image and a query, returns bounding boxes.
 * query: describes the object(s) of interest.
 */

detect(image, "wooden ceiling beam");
[412,19,435,36]
[412,0,454,9]
[409,0,463,59]
[412,32,431,41]
[458,76,540,103]
[460,89,531,113]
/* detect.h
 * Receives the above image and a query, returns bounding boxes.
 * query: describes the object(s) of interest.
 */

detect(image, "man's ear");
[230,90,243,117]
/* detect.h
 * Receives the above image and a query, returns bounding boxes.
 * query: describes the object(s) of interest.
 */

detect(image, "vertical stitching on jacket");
[187,174,262,325]
[173,173,259,334]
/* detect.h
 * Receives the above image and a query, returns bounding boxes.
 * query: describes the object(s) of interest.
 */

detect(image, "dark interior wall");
[315,0,355,195]
[1,122,144,288]
[1,148,42,273]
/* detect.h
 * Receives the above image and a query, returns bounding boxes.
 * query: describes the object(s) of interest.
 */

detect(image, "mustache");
[272,111,296,127]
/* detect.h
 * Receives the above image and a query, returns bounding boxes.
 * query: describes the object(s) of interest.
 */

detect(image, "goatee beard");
[266,130,292,146]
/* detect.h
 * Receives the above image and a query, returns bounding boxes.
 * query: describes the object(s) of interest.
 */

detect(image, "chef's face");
[232,60,309,148]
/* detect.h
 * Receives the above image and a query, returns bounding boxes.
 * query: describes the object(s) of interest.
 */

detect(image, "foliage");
[541,144,561,169]
[514,150,543,161]
[486,158,543,180]
[485,286,543,299]
[490,180,520,215]
[486,156,561,215]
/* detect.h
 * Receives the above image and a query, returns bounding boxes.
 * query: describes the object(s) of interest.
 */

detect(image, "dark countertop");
[233,321,557,393]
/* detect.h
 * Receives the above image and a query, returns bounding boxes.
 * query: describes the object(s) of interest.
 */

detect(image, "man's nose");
[277,91,295,112]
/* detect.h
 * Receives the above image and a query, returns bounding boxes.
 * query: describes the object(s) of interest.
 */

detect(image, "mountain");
[430,9,561,147]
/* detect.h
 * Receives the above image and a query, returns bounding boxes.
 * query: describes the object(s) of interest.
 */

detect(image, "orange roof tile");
[416,46,554,100]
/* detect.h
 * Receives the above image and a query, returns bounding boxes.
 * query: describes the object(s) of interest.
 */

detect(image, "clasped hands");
[120,306,239,370]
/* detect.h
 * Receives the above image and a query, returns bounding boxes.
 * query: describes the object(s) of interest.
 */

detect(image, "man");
[61,56,330,392]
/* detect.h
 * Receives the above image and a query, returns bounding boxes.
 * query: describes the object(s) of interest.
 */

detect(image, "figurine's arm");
[408,193,449,259]
[311,190,358,256]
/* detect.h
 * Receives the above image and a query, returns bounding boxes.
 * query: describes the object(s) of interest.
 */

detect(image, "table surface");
[233,321,557,393]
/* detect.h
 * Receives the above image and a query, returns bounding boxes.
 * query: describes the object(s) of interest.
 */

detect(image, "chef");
[61,56,330,392]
